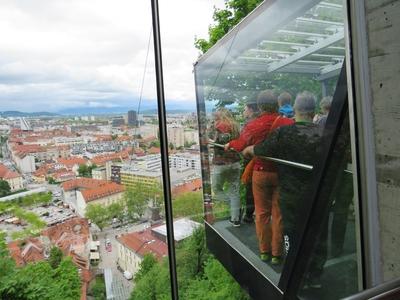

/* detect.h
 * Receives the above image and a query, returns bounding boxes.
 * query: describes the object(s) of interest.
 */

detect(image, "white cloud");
[0,0,224,112]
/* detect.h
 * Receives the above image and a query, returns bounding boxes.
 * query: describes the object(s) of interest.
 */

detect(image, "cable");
[134,25,152,137]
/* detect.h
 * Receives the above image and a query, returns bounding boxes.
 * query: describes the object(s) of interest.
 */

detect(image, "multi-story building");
[120,168,162,190]
[138,124,158,139]
[0,163,23,192]
[91,167,106,180]
[169,153,201,170]
[116,228,168,278]
[127,110,137,126]
[111,117,125,127]
[183,129,199,146]
[167,125,184,148]
[109,162,122,183]
[61,178,125,216]
[133,154,161,171]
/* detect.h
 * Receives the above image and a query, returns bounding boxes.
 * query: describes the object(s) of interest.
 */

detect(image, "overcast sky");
[0,0,224,113]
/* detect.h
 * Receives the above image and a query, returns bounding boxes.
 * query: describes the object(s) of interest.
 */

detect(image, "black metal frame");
[150,0,179,299]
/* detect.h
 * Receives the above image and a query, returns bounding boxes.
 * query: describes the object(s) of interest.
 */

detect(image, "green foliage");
[48,246,63,269]
[0,180,11,197]
[184,259,249,300]
[149,140,160,148]
[0,257,81,300]
[195,0,263,53]
[85,204,109,231]
[173,192,203,222]
[134,253,158,283]
[204,71,321,108]
[130,259,171,300]
[131,227,249,300]
[78,164,98,178]
[10,207,46,240]
[108,202,125,223]
[0,192,52,216]
[47,177,57,184]
[90,276,106,300]
[124,187,149,222]
[0,231,15,282]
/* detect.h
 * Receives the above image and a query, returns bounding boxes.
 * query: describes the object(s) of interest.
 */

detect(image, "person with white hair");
[242,91,327,288]
[313,96,333,127]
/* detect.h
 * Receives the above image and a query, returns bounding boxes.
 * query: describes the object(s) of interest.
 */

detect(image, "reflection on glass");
[298,121,358,299]
[195,0,360,292]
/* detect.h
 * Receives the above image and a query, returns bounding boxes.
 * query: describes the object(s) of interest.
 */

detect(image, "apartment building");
[116,228,168,278]
[61,178,125,216]
[0,163,23,191]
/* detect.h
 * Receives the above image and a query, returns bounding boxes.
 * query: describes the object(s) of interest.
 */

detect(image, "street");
[94,222,150,300]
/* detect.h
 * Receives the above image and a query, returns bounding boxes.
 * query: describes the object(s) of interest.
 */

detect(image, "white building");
[184,129,199,146]
[62,178,125,217]
[167,125,184,148]
[138,124,158,139]
[0,163,23,192]
[169,153,201,170]
[14,154,35,173]
[115,227,169,278]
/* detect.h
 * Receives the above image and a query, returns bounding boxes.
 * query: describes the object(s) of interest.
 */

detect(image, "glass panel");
[195,0,361,293]
[297,114,360,299]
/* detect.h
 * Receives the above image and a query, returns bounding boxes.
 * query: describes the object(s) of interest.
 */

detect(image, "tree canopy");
[195,0,263,53]
[130,227,249,300]
[0,180,11,197]
[0,233,81,300]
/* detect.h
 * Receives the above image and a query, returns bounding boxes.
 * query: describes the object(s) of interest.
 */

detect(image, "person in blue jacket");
[278,92,294,118]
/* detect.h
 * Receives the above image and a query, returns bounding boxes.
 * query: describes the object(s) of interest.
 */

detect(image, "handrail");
[341,278,400,300]
[209,141,313,171]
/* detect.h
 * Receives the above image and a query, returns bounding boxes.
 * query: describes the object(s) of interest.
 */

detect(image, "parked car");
[123,271,133,280]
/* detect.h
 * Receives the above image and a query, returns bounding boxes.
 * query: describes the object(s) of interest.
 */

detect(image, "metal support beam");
[321,80,328,96]
[267,30,344,73]
[296,17,343,27]
[277,29,330,37]
[317,61,343,80]
[150,0,179,299]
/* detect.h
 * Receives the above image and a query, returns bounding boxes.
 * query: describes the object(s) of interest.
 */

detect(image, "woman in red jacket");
[225,90,294,264]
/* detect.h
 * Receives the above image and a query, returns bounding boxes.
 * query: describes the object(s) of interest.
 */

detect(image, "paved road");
[94,222,150,299]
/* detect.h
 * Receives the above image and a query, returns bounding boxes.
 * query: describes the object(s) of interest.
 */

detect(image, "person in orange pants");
[252,171,282,263]
[225,90,293,264]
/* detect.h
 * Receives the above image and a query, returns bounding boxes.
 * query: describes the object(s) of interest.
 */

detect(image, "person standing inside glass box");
[241,100,259,224]
[242,91,324,276]
[278,92,295,118]
[211,108,242,227]
[224,90,293,263]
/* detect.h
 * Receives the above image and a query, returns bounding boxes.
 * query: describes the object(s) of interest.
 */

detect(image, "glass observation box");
[194,0,362,299]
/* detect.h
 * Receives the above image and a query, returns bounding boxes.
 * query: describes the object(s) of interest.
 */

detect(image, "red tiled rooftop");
[172,178,202,197]
[57,157,87,167]
[90,149,130,166]
[8,237,44,266]
[80,182,124,202]
[116,228,168,260]
[61,178,124,202]
[61,178,109,191]
[148,146,161,154]
[0,163,21,179]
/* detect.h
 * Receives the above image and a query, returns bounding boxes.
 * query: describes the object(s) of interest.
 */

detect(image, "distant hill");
[0,111,60,117]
